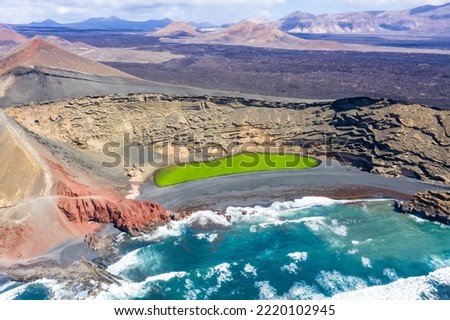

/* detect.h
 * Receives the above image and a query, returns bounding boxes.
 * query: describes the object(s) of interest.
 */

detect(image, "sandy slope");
[0,111,99,263]
[0,112,49,207]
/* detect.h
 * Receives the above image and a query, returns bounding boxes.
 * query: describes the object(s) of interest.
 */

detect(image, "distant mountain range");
[20,16,173,31]
[7,2,450,35]
[274,2,450,35]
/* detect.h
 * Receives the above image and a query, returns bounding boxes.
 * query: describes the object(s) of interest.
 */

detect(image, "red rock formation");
[48,160,173,236]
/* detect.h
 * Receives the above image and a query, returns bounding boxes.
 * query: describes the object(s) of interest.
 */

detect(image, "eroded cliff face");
[395,191,450,224]
[6,93,449,184]
[50,161,174,236]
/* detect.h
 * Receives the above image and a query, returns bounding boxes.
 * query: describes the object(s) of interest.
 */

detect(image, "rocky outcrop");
[50,160,175,236]
[395,191,450,224]
[57,184,173,236]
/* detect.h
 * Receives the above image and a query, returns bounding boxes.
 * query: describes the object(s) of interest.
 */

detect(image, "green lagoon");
[154,153,319,187]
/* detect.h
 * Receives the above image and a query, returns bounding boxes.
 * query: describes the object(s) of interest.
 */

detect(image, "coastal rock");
[55,169,171,236]
[395,191,450,224]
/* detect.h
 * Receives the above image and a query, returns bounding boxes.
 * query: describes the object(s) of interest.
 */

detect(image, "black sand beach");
[140,159,449,212]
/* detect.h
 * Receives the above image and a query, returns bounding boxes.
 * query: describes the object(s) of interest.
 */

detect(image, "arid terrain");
[109,44,450,109]
[0,3,448,300]
[6,18,450,109]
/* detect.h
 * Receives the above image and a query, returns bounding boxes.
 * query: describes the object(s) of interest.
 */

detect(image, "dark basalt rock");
[330,97,384,112]
[395,191,450,225]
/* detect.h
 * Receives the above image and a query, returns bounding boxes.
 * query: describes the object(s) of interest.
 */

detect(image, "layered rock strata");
[6,94,449,184]
[395,191,450,224]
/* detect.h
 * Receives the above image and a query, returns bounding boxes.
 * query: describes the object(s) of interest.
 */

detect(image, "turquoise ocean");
[1,198,449,300]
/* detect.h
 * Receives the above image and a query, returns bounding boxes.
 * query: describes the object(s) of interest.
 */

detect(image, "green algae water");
[154,153,319,187]
[2,198,449,300]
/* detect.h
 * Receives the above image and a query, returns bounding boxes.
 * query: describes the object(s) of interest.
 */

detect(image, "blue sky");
[1,0,448,24]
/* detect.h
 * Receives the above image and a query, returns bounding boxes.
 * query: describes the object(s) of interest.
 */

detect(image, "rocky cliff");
[395,191,450,224]
[6,93,449,184]
[55,171,174,236]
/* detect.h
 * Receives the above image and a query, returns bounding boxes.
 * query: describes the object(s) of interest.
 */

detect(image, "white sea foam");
[136,197,386,243]
[196,233,218,243]
[347,249,359,255]
[259,216,326,229]
[144,271,188,283]
[316,270,367,295]
[255,281,278,300]
[203,262,234,298]
[107,249,140,275]
[361,257,372,268]
[369,276,383,285]
[205,263,233,285]
[303,217,348,237]
[183,279,201,300]
[383,268,399,281]
[143,197,390,247]
[138,221,185,241]
[47,281,85,300]
[330,219,348,236]
[0,283,28,300]
[226,197,369,221]
[189,211,232,228]
[281,263,299,274]
[243,263,258,277]
[255,281,326,300]
[288,252,308,262]
[333,267,450,300]
[97,271,187,300]
[427,255,450,269]
[137,210,231,242]
[286,282,326,300]
[408,215,427,223]
[0,281,17,294]
[222,197,386,228]
[0,279,57,300]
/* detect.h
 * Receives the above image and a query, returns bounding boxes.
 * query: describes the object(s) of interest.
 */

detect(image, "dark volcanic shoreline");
[139,160,449,212]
